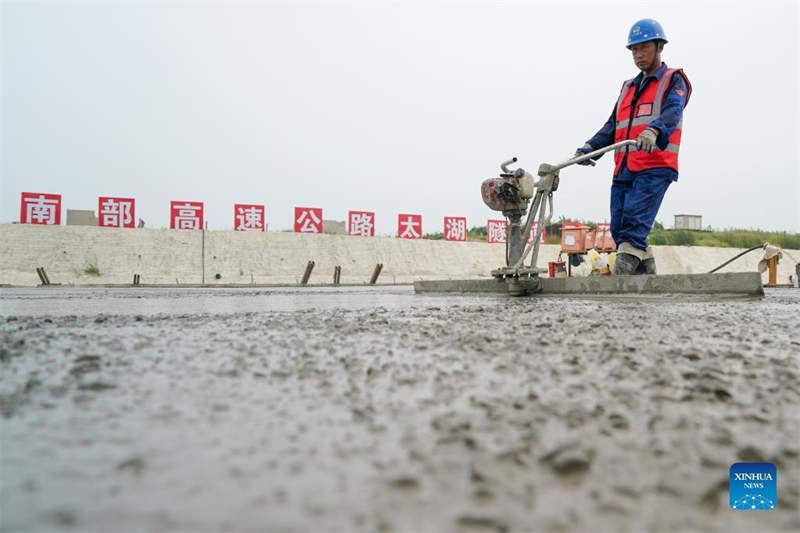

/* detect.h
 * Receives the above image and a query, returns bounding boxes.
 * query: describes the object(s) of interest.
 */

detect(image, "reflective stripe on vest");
[612,68,688,175]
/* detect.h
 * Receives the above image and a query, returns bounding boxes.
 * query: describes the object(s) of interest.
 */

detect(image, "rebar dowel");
[36,268,47,285]
[301,261,315,285]
[41,268,51,285]
[369,264,383,285]
[333,266,341,285]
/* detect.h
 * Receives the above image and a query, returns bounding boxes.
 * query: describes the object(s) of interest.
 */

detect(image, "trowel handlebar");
[551,140,637,172]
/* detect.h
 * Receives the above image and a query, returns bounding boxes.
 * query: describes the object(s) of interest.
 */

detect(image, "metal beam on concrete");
[414,272,764,298]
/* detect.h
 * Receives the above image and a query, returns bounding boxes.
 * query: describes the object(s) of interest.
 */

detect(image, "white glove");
[636,128,658,153]
[574,143,595,166]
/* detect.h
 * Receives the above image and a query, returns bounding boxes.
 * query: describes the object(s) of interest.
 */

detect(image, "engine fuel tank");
[481,174,533,212]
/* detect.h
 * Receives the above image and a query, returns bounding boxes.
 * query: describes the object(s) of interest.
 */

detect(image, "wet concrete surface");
[1,286,799,532]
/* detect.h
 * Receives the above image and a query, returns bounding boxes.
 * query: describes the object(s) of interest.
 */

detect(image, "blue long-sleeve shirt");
[586,63,688,180]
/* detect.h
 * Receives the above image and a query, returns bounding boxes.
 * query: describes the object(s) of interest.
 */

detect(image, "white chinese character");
[488,221,506,243]
[237,207,263,231]
[350,213,374,236]
[25,195,59,225]
[297,209,321,233]
[445,218,466,241]
[399,216,420,238]
[100,199,133,228]
[175,203,201,230]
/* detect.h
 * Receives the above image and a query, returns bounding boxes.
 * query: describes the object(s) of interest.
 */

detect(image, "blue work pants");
[610,168,674,251]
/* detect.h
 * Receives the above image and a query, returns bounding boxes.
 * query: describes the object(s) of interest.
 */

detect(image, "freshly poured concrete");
[1,286,798,532]
[415,272,766,298]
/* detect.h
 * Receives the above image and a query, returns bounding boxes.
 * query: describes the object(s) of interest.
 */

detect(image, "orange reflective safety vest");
[613,68,692,176]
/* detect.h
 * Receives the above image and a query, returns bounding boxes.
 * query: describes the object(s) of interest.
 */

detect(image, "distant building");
[66,209,98,226]
[674,214,702,231]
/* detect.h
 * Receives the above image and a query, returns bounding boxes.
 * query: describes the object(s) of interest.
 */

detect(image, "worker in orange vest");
[575,19,692,275]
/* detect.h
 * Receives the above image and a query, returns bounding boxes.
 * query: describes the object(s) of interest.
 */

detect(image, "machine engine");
[480,167,535,212]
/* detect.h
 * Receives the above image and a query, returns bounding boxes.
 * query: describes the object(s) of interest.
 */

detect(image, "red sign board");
[20,192,61,225]
[234,204,265,232]
[444,217,467,242]
[527,222,546,244]
[98,197,135,228]
[348,211,375,236]
[294,207,323,233]
[487,219,506,243]
[170,201,204,230]
[487,219,545,244]
[398,214,422,239]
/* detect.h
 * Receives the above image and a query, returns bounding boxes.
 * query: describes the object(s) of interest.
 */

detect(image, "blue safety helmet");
[627,19,668,49]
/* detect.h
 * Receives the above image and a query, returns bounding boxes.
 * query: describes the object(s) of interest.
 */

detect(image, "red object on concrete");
[585,230,596,250]
[20,192,62,226]
[561,225,591,252]
[98,197,135,228]
[594,223,616,251]
[398,214,422,239]
[294,207,323,234]
[444,217,467,242]
[348,211,375,237]
[548,261,567,278]
[170,201,204,230]
[234,204,265,232]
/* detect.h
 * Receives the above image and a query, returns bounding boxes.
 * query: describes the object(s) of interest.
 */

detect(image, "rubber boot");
[635,257,657,275]
[613,253,640,276]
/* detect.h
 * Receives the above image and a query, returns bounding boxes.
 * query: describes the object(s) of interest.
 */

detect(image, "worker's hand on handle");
[574,144,596,166]
[636,128,658,153]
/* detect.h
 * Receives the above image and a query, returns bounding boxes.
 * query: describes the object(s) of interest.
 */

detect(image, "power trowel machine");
[480,140,636,296]
[415,138,765,298]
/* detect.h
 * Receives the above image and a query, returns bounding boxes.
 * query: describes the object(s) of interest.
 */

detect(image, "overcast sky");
[2,1,799,234]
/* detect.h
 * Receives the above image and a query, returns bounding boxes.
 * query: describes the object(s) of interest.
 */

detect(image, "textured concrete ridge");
[415,272,766,297]
[544,272,765,296]
[1,223,796,286]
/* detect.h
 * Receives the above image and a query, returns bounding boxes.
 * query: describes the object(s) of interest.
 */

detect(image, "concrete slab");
[414,272,765,298]
[1,286,796,531]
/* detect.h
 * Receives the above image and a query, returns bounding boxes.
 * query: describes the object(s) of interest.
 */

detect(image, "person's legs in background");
[612,170,672,275]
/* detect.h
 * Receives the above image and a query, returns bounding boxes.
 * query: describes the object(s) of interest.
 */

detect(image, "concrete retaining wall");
[0,224,796,287]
